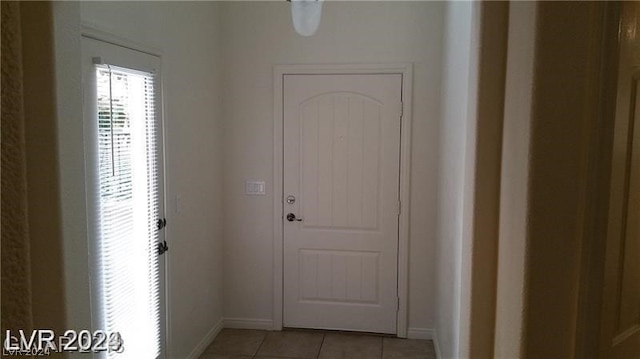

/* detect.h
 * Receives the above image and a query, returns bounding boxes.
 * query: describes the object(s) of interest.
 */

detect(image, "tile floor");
[199,329,436,359]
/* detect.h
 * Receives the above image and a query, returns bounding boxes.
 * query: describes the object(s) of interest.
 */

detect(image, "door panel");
[602,2,640,357]
[300,94,382,229]
[283,74,402,334]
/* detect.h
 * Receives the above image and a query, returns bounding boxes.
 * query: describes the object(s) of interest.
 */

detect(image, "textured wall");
[1,0,34,333]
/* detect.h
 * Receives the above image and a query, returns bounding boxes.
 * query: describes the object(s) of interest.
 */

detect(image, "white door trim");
[273,64,413,338]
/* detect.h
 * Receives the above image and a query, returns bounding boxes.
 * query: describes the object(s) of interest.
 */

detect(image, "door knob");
[286,213,303,222]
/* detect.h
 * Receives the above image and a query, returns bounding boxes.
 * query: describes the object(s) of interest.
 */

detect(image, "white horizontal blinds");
[95,64,161,359]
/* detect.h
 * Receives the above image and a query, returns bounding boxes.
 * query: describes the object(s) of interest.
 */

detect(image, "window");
[83,36,166,359]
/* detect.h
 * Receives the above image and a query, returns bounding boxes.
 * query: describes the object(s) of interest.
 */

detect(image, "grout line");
[316,333,326,359]
[380,335,384,359]
[252,331,269,358]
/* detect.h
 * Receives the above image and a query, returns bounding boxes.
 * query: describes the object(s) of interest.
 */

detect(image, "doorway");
[273,65,412,337]
[82,36,167,358]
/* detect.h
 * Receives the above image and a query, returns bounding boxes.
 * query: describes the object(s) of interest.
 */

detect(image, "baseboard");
[186,318,224,359]
[407,327,435,340]
[223,317,274,330]
[432,330,441,359]
[407,328,440,359]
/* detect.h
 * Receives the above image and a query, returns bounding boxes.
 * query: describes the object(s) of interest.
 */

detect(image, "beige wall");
[524,2,609,356]
[495,2,613,357]
[462,3,507,358]
[493,2,535,357]
[21,1,68,334]
[219,1,443,334]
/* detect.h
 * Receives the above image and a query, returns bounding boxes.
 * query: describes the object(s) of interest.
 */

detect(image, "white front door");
[283,74,402,334]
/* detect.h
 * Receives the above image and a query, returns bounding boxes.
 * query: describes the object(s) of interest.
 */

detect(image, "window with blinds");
[94,64,161,358]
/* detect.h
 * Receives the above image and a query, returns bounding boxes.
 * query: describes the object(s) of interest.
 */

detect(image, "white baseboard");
[432,330,441,359]
[407,328,440,359]
[223,317,274,330]
[407,327,435,340]
[186,318,224,359]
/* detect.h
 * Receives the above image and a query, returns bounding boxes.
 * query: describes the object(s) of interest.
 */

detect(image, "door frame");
[272,64,413,337]
[81,24,170,357]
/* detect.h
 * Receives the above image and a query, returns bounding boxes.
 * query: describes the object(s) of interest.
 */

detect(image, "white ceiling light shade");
[290,0,323,37]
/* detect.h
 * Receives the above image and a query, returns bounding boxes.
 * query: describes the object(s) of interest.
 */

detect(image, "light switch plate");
[245,181,266,195]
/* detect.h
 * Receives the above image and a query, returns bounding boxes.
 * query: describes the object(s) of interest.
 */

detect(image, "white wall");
[51,3,93,345]
[78,3,225,358]
[219,1,443,334]
[436,2,474,358]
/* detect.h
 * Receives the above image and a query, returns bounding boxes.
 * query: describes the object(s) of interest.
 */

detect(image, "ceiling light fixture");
[289,0,323,37]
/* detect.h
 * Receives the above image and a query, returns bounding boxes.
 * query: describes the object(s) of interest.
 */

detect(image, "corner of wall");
[186,317,224,359]
[407,328,441,358]
[51,0,94,333]
[433,329,442,359]
[435,1,475,358]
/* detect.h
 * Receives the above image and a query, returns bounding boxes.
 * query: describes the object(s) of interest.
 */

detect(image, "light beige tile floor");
[200,329,436,359]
